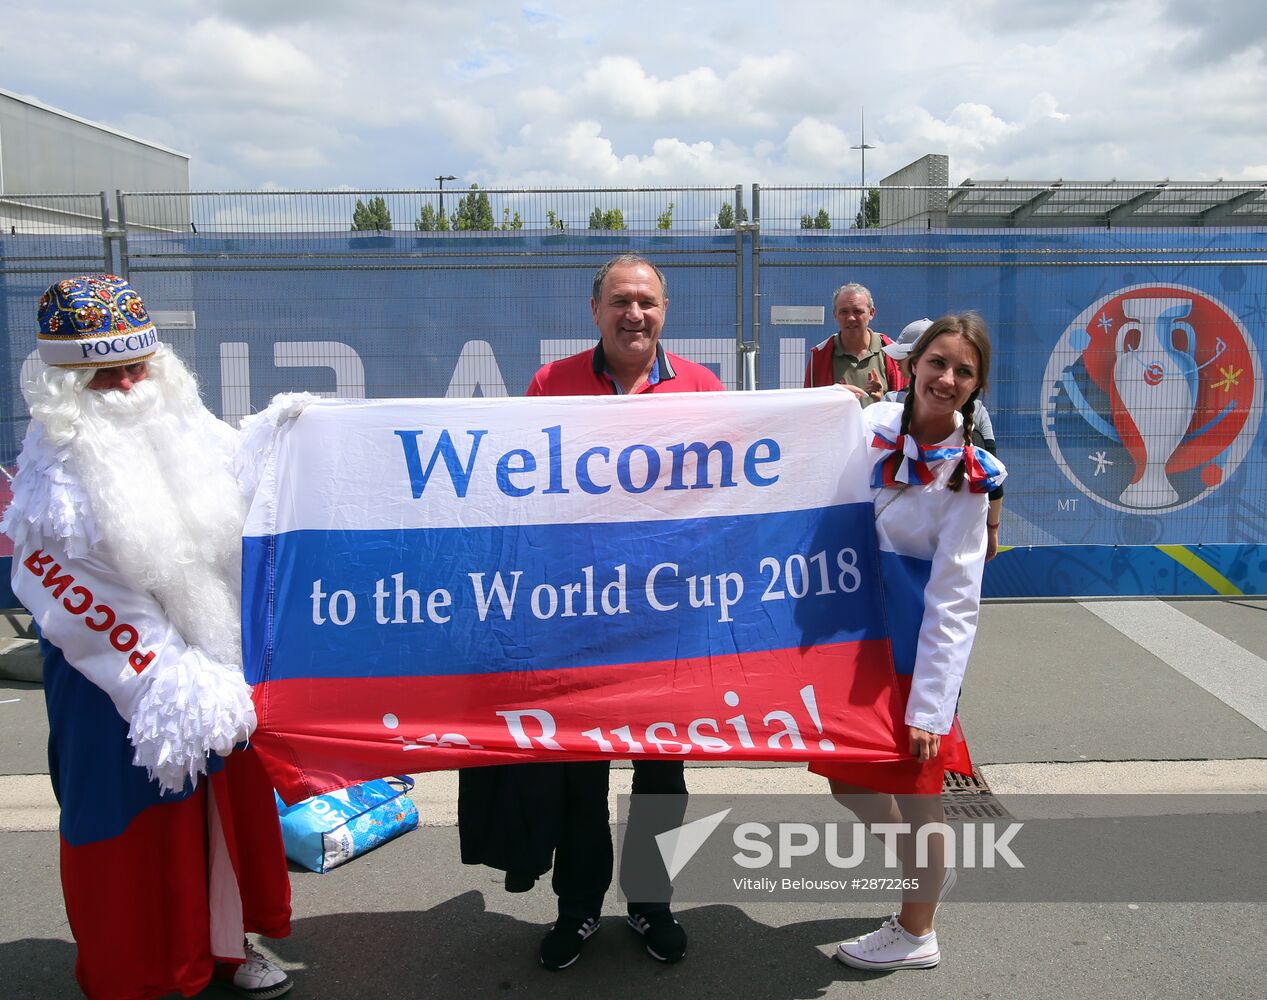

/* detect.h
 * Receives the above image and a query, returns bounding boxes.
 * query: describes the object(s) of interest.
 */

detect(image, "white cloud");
[2,0,1265,190]
[783,118,852,171]
[1162,0,1267,64]
[533,51,836,128]
[885,104,1015,159]
[1026,93,1070,124]
[211,0,481,34]
[142,19,334,116]
[431,97,501,156]
[968,0,1122,32]
[574,58,728,122]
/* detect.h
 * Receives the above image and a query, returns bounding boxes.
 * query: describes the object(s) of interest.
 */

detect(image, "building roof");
[0,87,189,161]
[947,178,1267,227]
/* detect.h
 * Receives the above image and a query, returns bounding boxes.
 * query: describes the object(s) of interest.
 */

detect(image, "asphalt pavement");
[2,597,1266,999]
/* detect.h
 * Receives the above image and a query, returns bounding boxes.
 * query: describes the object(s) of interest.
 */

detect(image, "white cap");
[882,318,933,361]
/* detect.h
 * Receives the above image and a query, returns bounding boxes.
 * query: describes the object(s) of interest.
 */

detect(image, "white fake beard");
[70,368,246,668]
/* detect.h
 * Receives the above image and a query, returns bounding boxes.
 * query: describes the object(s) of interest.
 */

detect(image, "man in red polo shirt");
[470,256,722,972]
[529,255,724,397]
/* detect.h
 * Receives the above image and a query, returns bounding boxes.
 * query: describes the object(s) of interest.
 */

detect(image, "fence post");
[732,183,747,390]
[745,183,762,390]
[114,190,129,280]
[98,192,115,273]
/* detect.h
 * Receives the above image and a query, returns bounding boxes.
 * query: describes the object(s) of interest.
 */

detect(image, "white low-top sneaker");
[835,915,940,971]
[231,940,293,998]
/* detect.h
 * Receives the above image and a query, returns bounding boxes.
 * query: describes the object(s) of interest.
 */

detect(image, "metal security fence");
[3,183,1266,568]
[110,188,747,431]
[752,185,1267,552]
[116,186,747,236]
[753,182,1267,232]
[0,192,113,311]
[0,192,113,247]
[1,194,116,474]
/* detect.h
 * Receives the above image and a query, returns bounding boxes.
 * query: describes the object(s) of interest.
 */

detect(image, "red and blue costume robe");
[4,427,290,1000]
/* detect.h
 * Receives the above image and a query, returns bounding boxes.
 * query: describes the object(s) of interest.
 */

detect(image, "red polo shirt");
[527,342,725,396]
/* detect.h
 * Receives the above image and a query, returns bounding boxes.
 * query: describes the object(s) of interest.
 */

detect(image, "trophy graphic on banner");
[1044,282,1257,517]
[1112,297,1198,507]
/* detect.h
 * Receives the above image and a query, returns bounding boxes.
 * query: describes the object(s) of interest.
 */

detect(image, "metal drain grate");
[943,766,991,794]
[942,766,1012,820]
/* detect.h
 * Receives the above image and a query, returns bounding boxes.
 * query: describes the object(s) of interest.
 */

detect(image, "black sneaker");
[627,910,687,963]
[539,915,601,971]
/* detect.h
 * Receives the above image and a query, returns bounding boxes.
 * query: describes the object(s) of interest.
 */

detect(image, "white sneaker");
[835,915,940,971]
[231,940,293,998]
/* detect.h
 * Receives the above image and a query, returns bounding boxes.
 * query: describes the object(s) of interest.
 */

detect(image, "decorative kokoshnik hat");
[37,274,159,369]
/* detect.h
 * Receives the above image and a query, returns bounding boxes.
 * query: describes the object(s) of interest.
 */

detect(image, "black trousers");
[553,758,687,919]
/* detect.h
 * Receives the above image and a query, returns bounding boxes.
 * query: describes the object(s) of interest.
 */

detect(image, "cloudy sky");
[3,0,1265,190]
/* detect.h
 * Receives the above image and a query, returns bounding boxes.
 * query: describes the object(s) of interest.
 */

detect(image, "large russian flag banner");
[242,387,906,802]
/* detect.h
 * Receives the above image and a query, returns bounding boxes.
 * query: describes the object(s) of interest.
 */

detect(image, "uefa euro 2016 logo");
[1042,284,1262,513]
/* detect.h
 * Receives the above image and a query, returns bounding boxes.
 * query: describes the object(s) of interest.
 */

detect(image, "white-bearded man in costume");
[2,275,293,1000]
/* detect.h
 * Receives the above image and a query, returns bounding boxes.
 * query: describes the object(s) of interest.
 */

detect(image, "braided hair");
[901,311,992,493]
[946,395,978,492]
[898,378,917,438]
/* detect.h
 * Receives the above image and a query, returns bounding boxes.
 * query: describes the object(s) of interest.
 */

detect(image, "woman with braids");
[811,311,1006,972]
[881,317,1006,561]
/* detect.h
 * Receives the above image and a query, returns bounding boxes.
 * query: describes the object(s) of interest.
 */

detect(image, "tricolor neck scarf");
[870,425,1005,494]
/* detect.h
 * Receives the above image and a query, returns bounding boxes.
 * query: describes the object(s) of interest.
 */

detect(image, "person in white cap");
[2,275,294,999]
[882,318,1004,559]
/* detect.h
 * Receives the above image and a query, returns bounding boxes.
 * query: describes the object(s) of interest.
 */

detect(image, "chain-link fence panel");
[4,184,1265,568]
[754,184,1267,554]
[1,193,113,464]
[112,188,746,431]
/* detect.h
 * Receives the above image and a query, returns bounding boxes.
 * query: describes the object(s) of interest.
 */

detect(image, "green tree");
[657,201,674,231]
[351,195,392,231]
[416,203,439,231]
[500,207,524,230]
[716,203,749,228]
[451,184,495,231]
[854,188,880,229]
[589,207,626,230]
[800,209,831,230]
[546,208,563,230]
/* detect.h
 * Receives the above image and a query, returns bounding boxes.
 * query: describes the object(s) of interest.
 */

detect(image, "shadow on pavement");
[197,891,892,999]
[0,890,902,998]
[0,938,80,998]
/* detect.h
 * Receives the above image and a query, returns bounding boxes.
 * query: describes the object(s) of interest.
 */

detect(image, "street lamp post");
[850,110,875,227]
[436,174,457,225]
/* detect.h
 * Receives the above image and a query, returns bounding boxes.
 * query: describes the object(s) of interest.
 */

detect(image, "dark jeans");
[553,758,687,919]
